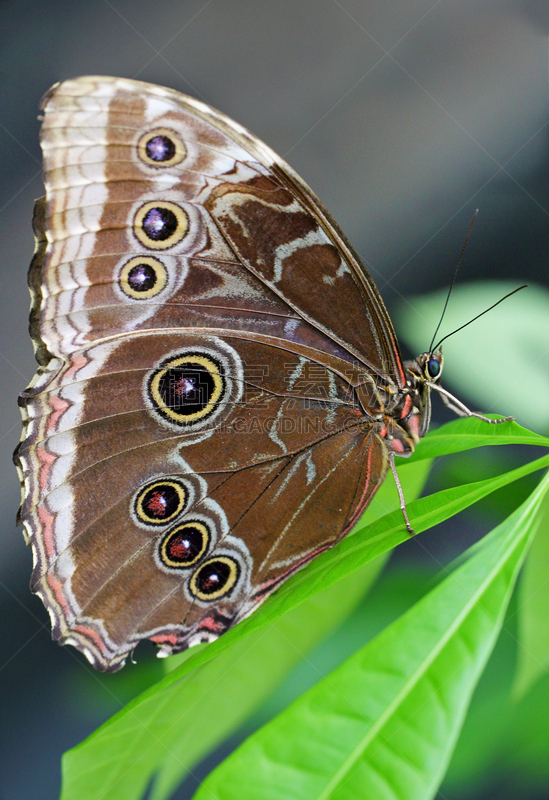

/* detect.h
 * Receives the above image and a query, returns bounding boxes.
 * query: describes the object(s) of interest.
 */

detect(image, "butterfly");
[14,76,508,671]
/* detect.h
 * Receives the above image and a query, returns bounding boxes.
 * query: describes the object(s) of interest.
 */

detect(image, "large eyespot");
[189,556,240,601]
[147,352,224,426]
[119,256,168,299]
[159,521,210,569]
[144,339,243,441]
[134,479,188,526]
[137,128,186,167]
[134,201,188,250]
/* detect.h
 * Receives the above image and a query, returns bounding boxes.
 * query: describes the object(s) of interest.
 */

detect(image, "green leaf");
[395,281,549,431]
[409,417,549,462]
[513,491,549,698]
[60,424,547,800]
[195,472,549,800]
[443,625,549,796]
[149,561,386,800]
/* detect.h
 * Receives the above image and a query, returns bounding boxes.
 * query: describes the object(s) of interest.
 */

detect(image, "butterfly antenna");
[432,284,528,351]
[429,209,479,353]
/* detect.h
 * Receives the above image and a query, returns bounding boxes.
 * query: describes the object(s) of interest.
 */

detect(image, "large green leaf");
[513,491,549,698]
[195,472,549,800]
[148,562,380,800]
[442,630,549,797]
[60,423,547,800]
[407,417,549,462]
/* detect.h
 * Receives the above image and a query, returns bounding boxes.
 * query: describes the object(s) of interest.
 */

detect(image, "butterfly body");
[16,77,440,671]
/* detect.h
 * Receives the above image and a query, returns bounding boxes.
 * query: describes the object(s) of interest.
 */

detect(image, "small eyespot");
[159,521,210,569]
[119,256,168,299]
[189,556,240,600]
[427,358,441,379]
[134,479,188,525]
[134,201,188,250]
[147,352,225,426]
[137,128,186,167]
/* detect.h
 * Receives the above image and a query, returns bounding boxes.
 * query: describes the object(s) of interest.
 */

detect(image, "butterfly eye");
[134,479,188,525]
[147,352,225,426]
[133,201,189,250]
[137,127,186,167]
[190,556,240,601]
[427,357,441,379]
[159,521,210,569]
[119,256,168,299]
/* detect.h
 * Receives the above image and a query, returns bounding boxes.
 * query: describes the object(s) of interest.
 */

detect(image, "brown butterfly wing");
[16,76,396,670]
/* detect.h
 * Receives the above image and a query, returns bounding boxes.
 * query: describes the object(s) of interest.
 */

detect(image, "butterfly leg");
[429,383,513,424]
[389,452,415,536]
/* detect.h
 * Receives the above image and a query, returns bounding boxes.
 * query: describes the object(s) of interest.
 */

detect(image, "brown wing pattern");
[15,76,396,670]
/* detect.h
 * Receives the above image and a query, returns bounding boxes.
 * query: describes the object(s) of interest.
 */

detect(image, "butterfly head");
[404,348,443,387]
[393,348,443,447]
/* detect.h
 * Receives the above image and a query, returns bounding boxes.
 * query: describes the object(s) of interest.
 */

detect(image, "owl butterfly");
[15,77,508,672]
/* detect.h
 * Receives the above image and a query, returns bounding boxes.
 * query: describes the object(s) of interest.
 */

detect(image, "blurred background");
[0,2,548,798]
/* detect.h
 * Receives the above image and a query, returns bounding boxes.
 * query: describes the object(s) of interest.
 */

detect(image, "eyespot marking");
[134,479,188,526]
[189,556,240,601]
[134,201,188,250]
[119,256,168,299]
[159,521,210,569]
[137,128,186,167]
[147,352,225,426]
